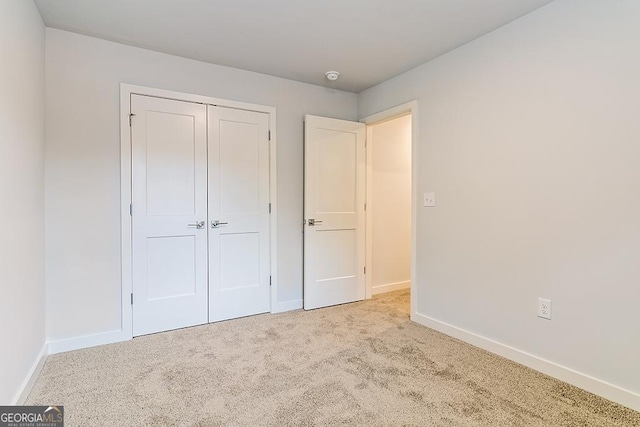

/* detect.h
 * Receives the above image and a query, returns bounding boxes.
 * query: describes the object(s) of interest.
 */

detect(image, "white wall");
[0,1,46,404]
[370,115,412,293]
[45,29,358,343]
[359,0,640,407]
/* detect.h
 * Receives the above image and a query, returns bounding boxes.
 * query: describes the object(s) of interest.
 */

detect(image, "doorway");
[361,101,417,317]
[303,101,417,314]
[365,113,412,298]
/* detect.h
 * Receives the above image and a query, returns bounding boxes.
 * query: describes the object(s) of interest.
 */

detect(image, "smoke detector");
[325,71,340,81]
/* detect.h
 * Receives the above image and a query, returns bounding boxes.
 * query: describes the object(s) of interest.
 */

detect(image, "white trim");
[360,100,419,319]
[120,85,133,342]
[268,111,278,315]
[120,84,278,339]
[272,299,303,313]
[361,102,418,126]
[372,281,410,295]
[413,312,640,412]
[12,344,48,405]
[365,125,374,300]
[47,330,129,355]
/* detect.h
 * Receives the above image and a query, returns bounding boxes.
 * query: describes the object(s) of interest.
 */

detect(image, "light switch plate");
[423,192,436,207]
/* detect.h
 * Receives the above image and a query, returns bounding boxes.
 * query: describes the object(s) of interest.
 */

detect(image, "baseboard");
[272,299,303,314]
[47,329,129,355]
[412,312,640,412]
[372,281,410,295]
[12,343,48,405]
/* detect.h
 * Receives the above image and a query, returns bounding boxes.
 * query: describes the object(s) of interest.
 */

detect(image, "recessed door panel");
[146,111,197,216]
[316,129,357,214]
[220,120,260,214]
[146,236,196,300]
[220,232,261,290]
[315,230,357,281]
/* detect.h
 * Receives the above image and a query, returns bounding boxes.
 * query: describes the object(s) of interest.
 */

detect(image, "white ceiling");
[34,0,554,93]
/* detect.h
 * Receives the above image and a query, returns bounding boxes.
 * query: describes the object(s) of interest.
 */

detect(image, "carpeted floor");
[27,290,639,426]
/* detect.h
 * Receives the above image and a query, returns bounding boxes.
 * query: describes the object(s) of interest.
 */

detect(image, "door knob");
[211,220,229,228]
[307,219,323,226]
[187,221,205,229]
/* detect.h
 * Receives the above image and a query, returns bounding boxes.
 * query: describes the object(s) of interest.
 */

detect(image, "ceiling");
[34,0,555,93]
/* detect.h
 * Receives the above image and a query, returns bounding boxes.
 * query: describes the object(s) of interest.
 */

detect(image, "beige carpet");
[27,290,639,426]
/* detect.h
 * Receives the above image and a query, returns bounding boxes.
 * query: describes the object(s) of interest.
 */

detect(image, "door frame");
[120,84,278,340]
[360,100,418,320]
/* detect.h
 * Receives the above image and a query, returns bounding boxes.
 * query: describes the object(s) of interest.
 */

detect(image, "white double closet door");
[131,95,270,336]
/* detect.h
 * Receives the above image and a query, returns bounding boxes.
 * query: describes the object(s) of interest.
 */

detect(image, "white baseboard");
[373,281,410,295]
[47,329,129,355]
[272,299,303,313]
[13,343,48,405]
[412,312,640,412]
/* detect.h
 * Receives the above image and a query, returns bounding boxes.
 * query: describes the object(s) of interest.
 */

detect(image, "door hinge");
[129,113,135,127]
[268,130,271,141]
[364,203,366,211]
[130,293,134,305]
[269,276,272,286]
[364,266,366,274]
[129,204,132,216]
[269,203,271,214]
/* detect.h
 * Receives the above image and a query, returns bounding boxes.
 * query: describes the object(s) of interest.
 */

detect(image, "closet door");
[131,95,208,336]
[208,106,271,321]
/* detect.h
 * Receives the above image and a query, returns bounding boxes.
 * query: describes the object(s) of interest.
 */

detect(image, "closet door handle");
[211,220,229,228]
[187,221,205,229]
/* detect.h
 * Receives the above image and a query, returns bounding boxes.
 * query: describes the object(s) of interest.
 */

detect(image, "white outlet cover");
[423,192,436,207]
[538,298,551,320]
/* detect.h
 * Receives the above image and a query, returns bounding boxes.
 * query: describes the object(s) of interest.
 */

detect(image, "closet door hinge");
[268,130,271,141]
[130,293,134,305]
[129,113,135,127]
[269,203,272,214]
[269,276,272,286]
[129,204,132,216]
[364,266,366,275]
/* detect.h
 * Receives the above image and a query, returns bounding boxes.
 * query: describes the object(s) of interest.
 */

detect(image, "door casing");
[120,84,278,340]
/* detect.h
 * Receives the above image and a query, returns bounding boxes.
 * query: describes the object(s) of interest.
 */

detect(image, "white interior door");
[208,106,271,321]
[304,115,366,310]
[131,95,208,336]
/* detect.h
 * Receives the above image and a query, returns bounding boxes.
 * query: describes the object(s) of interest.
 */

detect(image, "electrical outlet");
[538,298,551,320]
[423,192,436,207]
